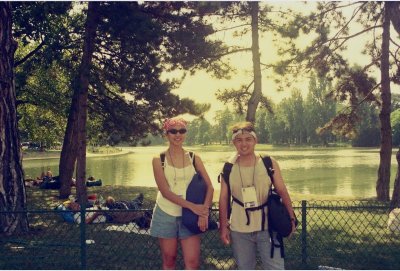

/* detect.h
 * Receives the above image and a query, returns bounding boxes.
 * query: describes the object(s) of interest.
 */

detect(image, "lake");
[22,146,399,198]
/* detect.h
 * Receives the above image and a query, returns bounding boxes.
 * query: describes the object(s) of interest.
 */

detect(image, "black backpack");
[218,155,286,258]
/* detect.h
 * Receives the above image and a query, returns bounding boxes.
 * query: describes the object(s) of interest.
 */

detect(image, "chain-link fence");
[1,200,400,269]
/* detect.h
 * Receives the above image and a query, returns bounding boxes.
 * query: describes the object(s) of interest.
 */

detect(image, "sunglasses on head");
[232,128,254,134]
[167,128,187,134]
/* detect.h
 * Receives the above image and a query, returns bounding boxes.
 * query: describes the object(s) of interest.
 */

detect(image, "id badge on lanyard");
[241,186,259,209]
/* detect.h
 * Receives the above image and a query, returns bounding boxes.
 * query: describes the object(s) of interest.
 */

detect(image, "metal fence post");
[80,207,87,270]
[301,200,307,267]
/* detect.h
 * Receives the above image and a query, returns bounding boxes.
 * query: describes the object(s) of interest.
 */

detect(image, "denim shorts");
[149,205,196,239]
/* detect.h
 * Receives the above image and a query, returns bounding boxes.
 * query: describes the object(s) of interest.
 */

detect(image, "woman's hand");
[190,203,209,218]
[198,216,209,232]
[288,217,297,238]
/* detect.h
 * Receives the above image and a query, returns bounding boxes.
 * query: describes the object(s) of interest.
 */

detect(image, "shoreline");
[22,149,132,161]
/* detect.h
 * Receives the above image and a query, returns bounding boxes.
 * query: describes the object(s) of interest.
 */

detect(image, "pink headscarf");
[162,117,187,132]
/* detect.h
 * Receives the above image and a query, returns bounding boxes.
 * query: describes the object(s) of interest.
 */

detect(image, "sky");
[165,1,376,124]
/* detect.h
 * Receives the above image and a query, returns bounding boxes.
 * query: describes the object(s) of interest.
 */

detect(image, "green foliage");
[391,109,400,147]
[216,86,250,115]
[351,102,380,147]
[12,2,76,66]
[16,62,70,148]
[13,2,231,146]
[214,108,234,144]
[185,118,212,146]
[318,67,378,139]
[305,74,336,145]
[392,94,400,112]
[255,111,268,143]
[18,104,65,149]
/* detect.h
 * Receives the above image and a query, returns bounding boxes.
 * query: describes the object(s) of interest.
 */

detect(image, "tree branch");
[214,23,250,33]
[14,40,46,67]
[207,47,251,59]
[390,37,400,48]
[310,1,363,21]
[328,3,366,48]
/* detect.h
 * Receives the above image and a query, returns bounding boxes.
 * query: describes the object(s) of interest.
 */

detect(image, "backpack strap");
[260,155,274,183]
[218,162,233,220]
[188,151,196,171]
[232,195,269,229]
[270,233,285,258]
[160,153,166,169]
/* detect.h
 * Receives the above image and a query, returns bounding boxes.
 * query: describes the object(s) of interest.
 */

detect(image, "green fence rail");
[1,200,400,269]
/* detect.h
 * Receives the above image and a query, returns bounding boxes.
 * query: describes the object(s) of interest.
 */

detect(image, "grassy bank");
[27,185,158,210]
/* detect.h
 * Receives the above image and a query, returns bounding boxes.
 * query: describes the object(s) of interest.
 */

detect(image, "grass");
[1,187,400,269]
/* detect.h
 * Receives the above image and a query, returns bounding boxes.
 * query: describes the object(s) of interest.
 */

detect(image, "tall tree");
[58,4,92,199]
[376,3,392,201]
[277,2,399,201]
[213,2,275,122]
[57,2,228,198]
[246,1,262,123]
[0,2,29,235]
[65,2,100,202]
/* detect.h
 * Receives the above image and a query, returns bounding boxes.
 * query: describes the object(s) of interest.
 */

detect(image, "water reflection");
[23,146,397,198]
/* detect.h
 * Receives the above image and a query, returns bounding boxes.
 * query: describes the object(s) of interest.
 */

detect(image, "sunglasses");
[167,128,187,134]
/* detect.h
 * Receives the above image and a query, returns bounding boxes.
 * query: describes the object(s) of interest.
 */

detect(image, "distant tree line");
[146,73,400,148]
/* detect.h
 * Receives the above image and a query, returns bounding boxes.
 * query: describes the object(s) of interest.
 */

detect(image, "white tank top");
[156,152,196,216]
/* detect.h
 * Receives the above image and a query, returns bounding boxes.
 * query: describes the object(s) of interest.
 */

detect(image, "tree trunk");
[376,3,392,202]
[58,82,80,199]
[0,2,29,235]
[246,1,262,123]
[75,2,100,204]
[59,2,100,200]
[391,148,400,209]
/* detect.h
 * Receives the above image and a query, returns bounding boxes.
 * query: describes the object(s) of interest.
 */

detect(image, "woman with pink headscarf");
[149,116,214,269]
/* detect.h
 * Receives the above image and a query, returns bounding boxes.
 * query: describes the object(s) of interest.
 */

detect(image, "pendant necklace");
[238,154,257,188]
[168,149,185,187]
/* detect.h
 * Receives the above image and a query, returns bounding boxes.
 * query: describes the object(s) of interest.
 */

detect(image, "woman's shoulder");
[153,151,167,161]
[187,150,203,161]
